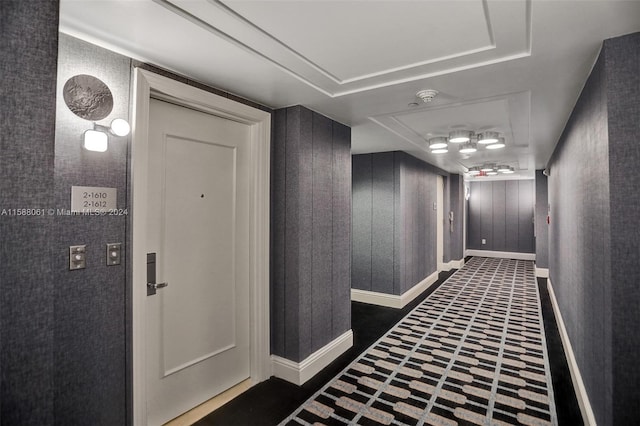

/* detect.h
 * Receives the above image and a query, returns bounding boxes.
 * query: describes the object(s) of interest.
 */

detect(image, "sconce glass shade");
[459,142,477,153]
[83,130,108,152]
[448,130,472,143]
[486,137,506,150]
[110,118,130,136]
[477,131,499,144]
[431,148,448,154]
[428,137,448,149]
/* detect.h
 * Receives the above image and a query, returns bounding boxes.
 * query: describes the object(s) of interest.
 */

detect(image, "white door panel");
[146,98,250,425]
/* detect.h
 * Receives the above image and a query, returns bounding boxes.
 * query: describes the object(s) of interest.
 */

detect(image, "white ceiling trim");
[153,0,335,97]
[217,0,498,85]
[162,0,532,98]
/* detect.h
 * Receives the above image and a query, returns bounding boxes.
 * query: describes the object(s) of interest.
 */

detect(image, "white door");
[436,175,444,271]
[145,98,251,425]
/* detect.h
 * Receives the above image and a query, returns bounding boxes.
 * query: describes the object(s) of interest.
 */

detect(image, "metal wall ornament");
[63,74,114,121]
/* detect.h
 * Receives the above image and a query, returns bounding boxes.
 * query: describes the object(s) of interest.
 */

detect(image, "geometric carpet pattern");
[280,257,558,426]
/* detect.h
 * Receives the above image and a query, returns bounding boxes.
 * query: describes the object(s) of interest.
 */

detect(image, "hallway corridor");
[282,258,557,425]
[198,258,581,425]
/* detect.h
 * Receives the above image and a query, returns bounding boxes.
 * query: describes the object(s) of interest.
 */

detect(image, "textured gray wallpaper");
[448,175,465,261]
[604,32,640,424]
[271,106,351,362]
[535,171,549,269]
[467,180,535,253]
[549,50,611,426]
[352,152,447,296]
[544,33,640,423]
[53,34,132,425]
[0,1,58,424]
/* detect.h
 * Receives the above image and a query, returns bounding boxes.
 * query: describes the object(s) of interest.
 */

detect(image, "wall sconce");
[63,74,130,153]
[82,118,130,152]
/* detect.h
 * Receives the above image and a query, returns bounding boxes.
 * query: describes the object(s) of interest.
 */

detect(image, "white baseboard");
[271,330,353,386]
[535,267,549,278]
[547,278,597,426]
[465,249,536,261]
[442,258,465,271]
[351,271,439,309]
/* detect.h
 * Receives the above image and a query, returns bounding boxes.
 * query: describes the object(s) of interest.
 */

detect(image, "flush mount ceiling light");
[469,164,516,177]
[477,131,500,144]
[486,137,506,150]
[428,137,448,150]
[459,141,477,153]
[425,130,504,156]
[468,166,481,175]
[448,130,472,143]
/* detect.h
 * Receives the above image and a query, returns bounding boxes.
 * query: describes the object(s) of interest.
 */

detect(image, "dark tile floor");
[195,268,582,426]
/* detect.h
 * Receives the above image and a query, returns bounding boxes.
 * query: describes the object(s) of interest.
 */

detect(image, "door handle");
[147,282,169,290]
[147,252,168,296]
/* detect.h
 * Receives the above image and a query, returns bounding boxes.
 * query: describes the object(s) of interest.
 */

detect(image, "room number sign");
[71,186,117,213]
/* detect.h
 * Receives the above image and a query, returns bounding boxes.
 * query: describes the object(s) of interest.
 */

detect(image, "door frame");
[130,68,271,425]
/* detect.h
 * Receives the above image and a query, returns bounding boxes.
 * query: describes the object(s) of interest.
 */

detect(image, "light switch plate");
[106,243,121,266]
[70,245,86,270]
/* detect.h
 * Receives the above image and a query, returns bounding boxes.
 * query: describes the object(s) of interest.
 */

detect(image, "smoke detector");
[416,89,439,103]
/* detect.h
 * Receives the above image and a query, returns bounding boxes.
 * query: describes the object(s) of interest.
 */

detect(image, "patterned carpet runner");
[280,257,557,426]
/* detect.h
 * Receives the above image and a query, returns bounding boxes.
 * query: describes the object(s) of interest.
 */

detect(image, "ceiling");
[59,0,640,180]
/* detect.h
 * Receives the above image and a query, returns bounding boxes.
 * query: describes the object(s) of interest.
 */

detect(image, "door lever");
[147,282,169,290]
[147,252,168,296]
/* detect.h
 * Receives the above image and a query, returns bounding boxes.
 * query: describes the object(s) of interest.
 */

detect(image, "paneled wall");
[467,180,534,253]
[0,2,59,423]
[605,32,640,423]
[271,106,351,362]
[534,170,549,269]
[52,34,132,425]
[352,152,450,296]
[548,31,640,425]
[447,174,465,262]
[548,48,611,426]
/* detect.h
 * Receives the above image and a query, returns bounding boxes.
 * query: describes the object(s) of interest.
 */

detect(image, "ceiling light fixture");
[477,131,499,144]
[431,148,448,154]
[486,137,506,150]
[468,166,481,175]
[459,141,477,153]
[448,130,472,143]
[428,137,448,150]
[425,130,505,156]
[468,164,516,177]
